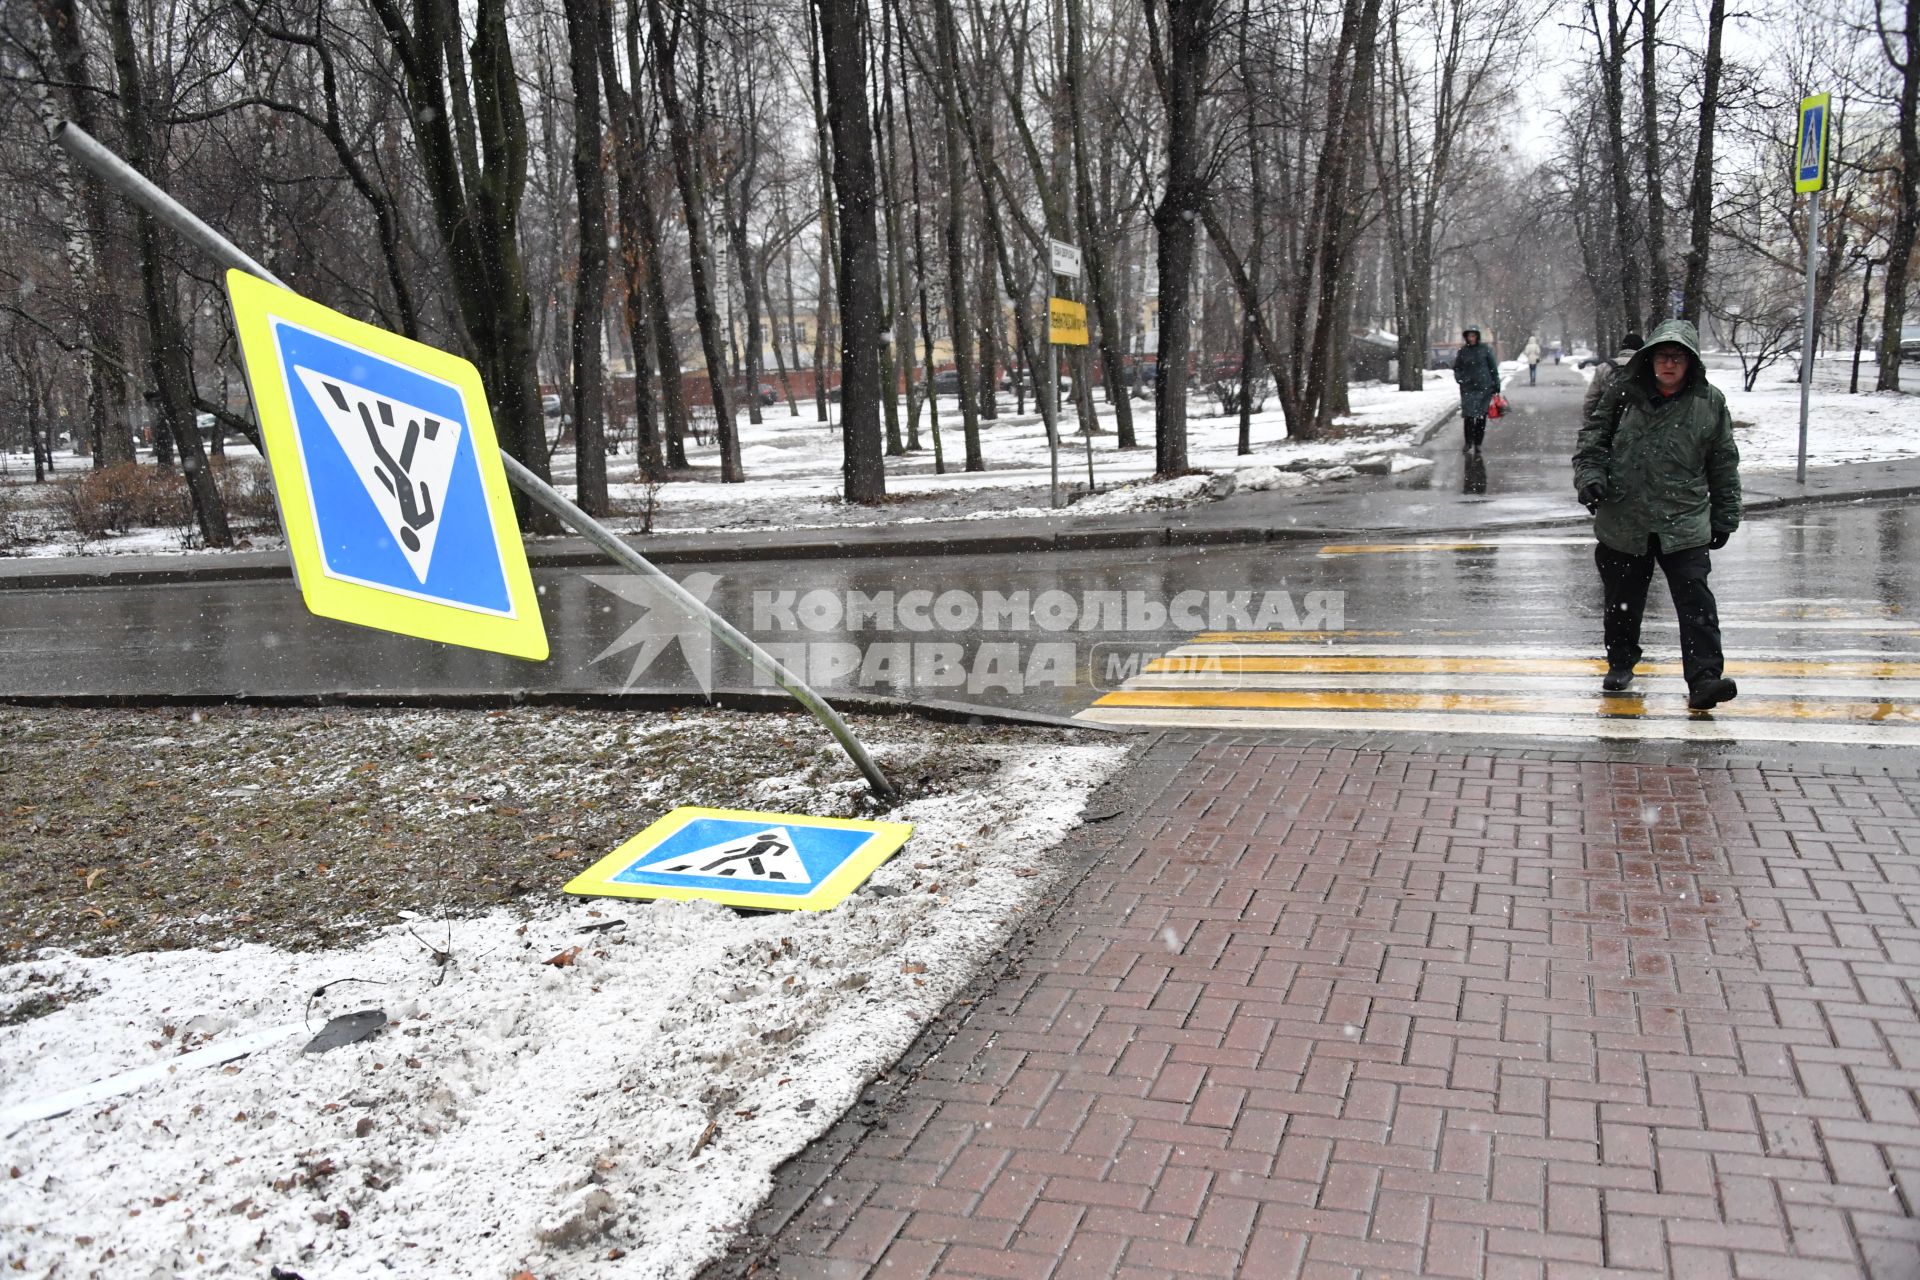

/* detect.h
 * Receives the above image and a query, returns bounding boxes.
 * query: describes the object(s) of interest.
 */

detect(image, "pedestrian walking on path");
[1580,331,1642,422]
[1452,326,1500,455]
[1572,318,1742,709]
[1523,335,1542,385]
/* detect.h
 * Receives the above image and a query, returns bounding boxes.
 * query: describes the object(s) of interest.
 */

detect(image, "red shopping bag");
[1488,394,1508,420]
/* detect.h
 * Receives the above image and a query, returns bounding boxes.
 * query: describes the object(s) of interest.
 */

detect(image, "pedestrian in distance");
[1581,332,1643,424]
[1452,326,1500,456]
[1524,335,1542,385]
[1571,318,1742,710]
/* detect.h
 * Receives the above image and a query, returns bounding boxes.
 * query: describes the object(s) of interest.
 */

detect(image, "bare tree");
[642,0,742,479]
[813,0,887,501]
[103,0,229,545]
[1679,0,1727,323]
[1876,0,1919,390]
[1143,0,1223,478]
[364,0,554,517]
[561,0,608,515]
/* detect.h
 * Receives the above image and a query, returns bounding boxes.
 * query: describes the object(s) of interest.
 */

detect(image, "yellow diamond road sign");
[565,807,913,912]
[225,270,548,661]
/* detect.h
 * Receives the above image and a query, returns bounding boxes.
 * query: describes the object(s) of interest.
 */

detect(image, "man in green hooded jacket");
[1571,318,1742,710]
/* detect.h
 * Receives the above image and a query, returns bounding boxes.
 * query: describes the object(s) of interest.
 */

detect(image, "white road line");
[1072,705,1920,746]
[1120,672,1920,699]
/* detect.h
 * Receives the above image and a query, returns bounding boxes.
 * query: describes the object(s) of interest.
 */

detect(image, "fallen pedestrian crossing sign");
[564,807,913,911]
[224,270,547,660]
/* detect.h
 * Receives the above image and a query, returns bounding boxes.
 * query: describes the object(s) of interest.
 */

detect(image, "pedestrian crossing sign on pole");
[1795,93,1830,193]
[564,807,914,911]
[224,270,547,660]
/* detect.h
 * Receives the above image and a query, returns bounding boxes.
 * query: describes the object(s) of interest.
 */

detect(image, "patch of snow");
[0,741,1129,1279]
[1068,474,1213,515]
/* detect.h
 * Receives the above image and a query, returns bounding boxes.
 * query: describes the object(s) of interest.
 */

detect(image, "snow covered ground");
[1577,352,1920,472]
[0,377,1460,556]
[5,359,1915,559]
[0,718,1130,1279]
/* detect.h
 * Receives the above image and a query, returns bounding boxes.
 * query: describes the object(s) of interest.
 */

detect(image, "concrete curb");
[0,686,1135,733]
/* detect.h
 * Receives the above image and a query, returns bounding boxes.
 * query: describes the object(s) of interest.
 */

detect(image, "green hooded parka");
[1572,318,1741,556]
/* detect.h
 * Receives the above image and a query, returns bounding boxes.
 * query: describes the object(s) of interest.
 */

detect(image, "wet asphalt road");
[1,363,1915,719]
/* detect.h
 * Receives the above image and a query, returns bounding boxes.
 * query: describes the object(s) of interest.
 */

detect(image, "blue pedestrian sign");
[1796,93,1830,194]
[565,807,914,911]
[226,271,547,660]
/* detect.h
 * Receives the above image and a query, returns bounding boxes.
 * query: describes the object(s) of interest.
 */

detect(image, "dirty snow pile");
[0,740,1130,1279]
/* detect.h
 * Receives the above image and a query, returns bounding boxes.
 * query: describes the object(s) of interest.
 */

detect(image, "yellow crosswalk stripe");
[1075,639,1920,743]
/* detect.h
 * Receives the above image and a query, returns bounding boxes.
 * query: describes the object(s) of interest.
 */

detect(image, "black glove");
[1709,529,1730,550]
[1577,482,1606,508]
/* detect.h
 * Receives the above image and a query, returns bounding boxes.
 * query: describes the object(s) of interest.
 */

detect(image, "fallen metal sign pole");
[53,120,900,805]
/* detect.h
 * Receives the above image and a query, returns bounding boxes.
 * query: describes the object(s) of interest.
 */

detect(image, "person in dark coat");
[1452,326,1500,455]
[1581,332,1643,423]
[1571,318,1742,710]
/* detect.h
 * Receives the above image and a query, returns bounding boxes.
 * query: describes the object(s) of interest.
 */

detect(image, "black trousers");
[1461,415,1486,448]
[1594,539,1724,687]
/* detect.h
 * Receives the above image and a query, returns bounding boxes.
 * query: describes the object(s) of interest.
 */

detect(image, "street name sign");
[1049,297,1090,346]
[1049,238,1081,279]
[565,806,914,911]
[225,270,548,660]
[1796,93,1830,193]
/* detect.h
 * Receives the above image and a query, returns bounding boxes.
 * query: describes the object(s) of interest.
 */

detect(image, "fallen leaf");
[1013,868,1039,878]
[545,946,583,968]
[900,962,926,975]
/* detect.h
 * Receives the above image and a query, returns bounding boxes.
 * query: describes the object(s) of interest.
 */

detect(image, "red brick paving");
[722,737,1920,1279]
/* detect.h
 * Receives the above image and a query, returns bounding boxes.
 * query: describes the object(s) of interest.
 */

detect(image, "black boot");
[1602,665,1634,692]
[1687,677,1738,710]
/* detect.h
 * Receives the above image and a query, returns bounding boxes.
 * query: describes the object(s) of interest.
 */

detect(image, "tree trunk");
[34,0,133,467]
[1597,0,1644,329]
[1303,0,1380,431]
[930,0,985,470]
[365,0,554,526]
[600,12,660,475]
[105,0,228,545]
[1678,0,1723,323]
[1640,0,1669,322]
[1144,0,1221,479]
[879,12,919,452]
[1066,0,1134,448]
[1879,2,1920,391]
[562,0,608,514]
[642,0,741,478]
[814,0,887,502]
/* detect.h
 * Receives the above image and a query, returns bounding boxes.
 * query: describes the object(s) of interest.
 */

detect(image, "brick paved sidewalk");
[717,734,1920,1280]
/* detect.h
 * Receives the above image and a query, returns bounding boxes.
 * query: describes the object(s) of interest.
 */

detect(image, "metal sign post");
[52,120,900,805]
[1047,239,1087,507]
[1795,93,1831,486]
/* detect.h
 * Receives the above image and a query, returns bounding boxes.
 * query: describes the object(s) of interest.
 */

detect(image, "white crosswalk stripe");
[1075,637,1920,745]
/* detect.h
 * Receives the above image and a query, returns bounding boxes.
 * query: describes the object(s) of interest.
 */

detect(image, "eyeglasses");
[1651,350,1687,363]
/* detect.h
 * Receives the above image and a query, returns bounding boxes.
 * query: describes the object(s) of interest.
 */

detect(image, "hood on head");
[1623,318,1703,391]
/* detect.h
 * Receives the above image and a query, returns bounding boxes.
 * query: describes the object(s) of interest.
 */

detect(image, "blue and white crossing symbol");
[225,271,547,660]
[565,807,914,911]
[1796,93,1830,194]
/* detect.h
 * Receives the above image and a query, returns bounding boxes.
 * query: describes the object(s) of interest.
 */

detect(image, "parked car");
[1899,324,1920,362]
